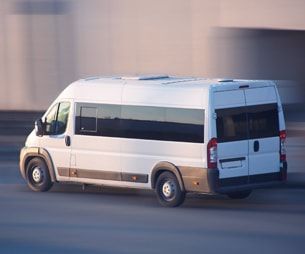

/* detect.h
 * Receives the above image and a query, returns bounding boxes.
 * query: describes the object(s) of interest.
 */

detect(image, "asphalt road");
[0,136,305,253]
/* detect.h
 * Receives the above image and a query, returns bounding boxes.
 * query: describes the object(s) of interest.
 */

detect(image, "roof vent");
[121,75,169,80]
[217,79,234,83]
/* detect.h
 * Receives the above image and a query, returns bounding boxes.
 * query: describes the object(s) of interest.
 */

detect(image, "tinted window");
[79,106,97,132]
[75,103,204,143]
[165,108,204,143]
[121,105,204,143]
[166,108,203,125]
[99,104,121,137]
[121,105,166,141]
[216,103,279,143]
[122,105,164,122]
[248,104,279,139]
[216,108,248,143]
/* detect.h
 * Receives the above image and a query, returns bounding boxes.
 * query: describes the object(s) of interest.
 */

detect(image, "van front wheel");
[227,190,252,199]
[155,172,185,207]
[26,157,53,192]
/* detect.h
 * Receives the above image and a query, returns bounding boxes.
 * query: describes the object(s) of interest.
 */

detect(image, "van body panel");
[121,139,204,179]
[248,137,280,175]
[71,135,122,176]
[214,89,249,180]
[244,86,277,106]
[38,99,74,182]
[59,80,124,104]
[217,141,249,179]
[214,90,245,109]
[122,85,206,109]
[245,86,280,177]
[274,86,286,131]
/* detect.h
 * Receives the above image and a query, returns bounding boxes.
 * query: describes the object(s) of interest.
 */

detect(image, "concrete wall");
[1,0,305,110]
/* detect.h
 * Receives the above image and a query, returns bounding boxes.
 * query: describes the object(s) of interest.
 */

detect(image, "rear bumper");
[179,162,287,194]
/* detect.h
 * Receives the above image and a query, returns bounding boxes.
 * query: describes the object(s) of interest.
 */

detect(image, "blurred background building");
[1,0,305,111]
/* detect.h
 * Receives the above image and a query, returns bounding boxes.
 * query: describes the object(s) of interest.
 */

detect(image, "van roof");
[57,76,276,108]
[77,75,274,87]
[81,75,210,86]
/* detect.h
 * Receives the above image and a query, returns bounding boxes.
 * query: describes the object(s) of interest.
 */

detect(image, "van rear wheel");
[155,171,185,207]
[227,190,252,199]
[26,157,53,192]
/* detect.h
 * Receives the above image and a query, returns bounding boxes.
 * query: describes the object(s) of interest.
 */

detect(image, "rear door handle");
[253,140,259,152]
[65,135,71,147]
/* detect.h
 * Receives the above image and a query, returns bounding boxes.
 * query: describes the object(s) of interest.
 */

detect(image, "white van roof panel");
[245,86,277,106]
[57,76,277,109]
[214,90,246,109]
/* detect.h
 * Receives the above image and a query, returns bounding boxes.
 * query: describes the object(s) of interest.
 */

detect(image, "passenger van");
[19,75,287,207]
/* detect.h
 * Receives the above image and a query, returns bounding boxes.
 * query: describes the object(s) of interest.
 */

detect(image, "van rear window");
[248,104,279,139]
[216,108,247,143]
[216,103,279,143]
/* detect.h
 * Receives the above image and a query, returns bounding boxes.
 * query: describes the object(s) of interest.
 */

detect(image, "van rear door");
[245,87,280,182]
[214,90,249,185]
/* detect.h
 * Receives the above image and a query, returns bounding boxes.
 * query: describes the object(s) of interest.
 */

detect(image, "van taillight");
[207,138,217,169]
[280,130,286,162]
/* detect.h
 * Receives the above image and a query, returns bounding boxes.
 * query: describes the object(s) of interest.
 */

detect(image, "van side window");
[75,103,204,143]
[79,106,97,132]
[121,105,165,141]
[55,102,70,135]
[44,102,70,135]
[165,108,204,143]
[121,105,204,143]
[100,104,121,137]
[216,108,247,143]
[44,104,59,135]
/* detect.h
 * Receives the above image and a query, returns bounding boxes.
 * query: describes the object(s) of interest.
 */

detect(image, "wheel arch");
[20,147,57,182]
[151,161,185,191]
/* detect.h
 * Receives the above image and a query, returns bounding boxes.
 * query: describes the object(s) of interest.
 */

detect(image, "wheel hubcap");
[162,180,176,199]
[32,167,42,183]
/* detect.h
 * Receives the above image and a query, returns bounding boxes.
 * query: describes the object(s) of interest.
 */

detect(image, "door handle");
[253,140,259,152]
[65,135,71,147]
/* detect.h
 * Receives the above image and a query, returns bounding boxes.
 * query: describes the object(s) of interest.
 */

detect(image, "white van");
[19,76,287,207]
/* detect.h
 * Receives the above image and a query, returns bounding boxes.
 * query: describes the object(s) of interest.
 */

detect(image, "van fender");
[151,161,185,191]
[20,147,57,182]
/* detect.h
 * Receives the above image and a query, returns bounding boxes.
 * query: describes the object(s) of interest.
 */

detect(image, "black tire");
[155,171,185,207]
[227,190,252,199]
[25,157,53,192]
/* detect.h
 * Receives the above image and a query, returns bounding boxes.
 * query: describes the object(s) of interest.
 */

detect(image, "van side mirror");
[35,118,44,137]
